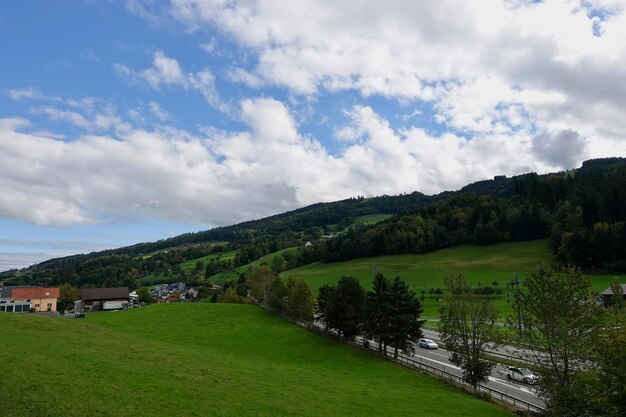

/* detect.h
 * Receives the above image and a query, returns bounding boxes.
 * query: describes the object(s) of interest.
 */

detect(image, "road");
[352,332,545,412]
[313,320,545,411]
[409,342,544,410]
[421,328,541,364]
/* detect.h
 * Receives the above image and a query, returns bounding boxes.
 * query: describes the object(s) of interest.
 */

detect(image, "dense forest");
[323,159,626,270]
[2,157,625,289]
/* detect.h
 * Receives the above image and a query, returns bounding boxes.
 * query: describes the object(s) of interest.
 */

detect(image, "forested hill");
[324,157,626,270]
[2,157,625,288]
[15,168,518,270]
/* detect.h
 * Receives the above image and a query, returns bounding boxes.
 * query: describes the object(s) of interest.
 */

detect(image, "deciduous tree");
[439,273,502,388]
[247,265,276,308]
[514,265,603,416]
[286,276,315,322]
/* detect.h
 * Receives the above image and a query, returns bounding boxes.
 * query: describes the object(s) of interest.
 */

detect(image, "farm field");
[0,304,513,417]
[283,240,624,318]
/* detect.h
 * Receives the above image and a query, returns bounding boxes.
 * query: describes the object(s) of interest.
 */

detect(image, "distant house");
[187,287,199,299]
[600,284,626,307]
[82,287,130,311]
[0,286,60,313]
[168,282,185,293]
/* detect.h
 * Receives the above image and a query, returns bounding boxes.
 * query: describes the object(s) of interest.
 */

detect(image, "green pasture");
[179,250,237,272]
[283,240,623,318]
[209,247,296,284]
[354,213,393,225]
[0,304,512,417]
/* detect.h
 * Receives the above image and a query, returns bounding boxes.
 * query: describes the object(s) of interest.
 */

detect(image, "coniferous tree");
[326,276,365,340]
[386,276,424,358]
[315,284,334,330]
[365,273,391,352]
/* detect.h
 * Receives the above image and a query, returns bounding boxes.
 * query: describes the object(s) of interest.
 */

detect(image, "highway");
[313,320,545,411]
[421,328,541,364]
[409,341,544,410]
[352,332,545,412]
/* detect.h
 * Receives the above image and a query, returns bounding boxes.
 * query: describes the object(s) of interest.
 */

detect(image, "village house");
[81,287,130,311]
[0,286,60,313]
[600,283,626,307]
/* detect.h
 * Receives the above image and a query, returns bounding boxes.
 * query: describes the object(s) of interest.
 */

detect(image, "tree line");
[316,274,424,359]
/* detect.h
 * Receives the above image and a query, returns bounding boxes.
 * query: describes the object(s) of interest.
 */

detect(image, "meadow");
[209,247,296,284]
[0,304,513,417]
[179,250,237,272]
[282,240,623,318]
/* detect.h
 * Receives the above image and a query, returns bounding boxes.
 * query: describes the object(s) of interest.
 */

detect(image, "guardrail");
[353,336,545,414]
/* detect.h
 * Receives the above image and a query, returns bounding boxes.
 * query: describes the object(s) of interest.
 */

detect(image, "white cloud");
[114,50,226,111]
[34,104,133,135]
[149,101,175,122]
[0,100,599,228]
[7,87,43,101]
[148,0,626,152]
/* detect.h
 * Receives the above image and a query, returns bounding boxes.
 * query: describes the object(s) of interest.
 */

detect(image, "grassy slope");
[354,213,393,225]
[1,304,512,417]
[209,247,296,285]
[283,240,624,318]
[179,250,237,272]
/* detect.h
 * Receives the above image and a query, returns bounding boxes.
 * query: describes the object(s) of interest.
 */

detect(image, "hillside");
[3,157,625,289]
[0,304,513,417]
[284,240,624,318]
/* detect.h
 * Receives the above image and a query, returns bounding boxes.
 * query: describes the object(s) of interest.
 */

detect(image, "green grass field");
[0,304,512,417]
[354,213,393,225]
[209,247,296,284]
[282,240,624,318]
[179,250,237,272]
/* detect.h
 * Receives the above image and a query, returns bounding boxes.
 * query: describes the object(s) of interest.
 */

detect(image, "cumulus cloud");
[144,0,626,147]
[0,100,576,228]
[532,130,588,169]
[114,50,226,111]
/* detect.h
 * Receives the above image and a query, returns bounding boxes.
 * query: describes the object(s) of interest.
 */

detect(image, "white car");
[418,338,438,349]
[506,367,538,384]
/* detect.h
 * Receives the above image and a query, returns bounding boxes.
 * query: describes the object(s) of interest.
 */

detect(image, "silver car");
[418,338,438,349]
[506,367,538,384]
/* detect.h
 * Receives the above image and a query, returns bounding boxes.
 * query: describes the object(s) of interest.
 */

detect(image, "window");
[47,303,53,308]
[35,304,40,308]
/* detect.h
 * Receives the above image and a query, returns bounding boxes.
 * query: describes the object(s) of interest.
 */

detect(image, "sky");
[1,0,626,271]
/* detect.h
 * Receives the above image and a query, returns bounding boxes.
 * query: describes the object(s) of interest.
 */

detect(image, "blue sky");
[1,0,626,270]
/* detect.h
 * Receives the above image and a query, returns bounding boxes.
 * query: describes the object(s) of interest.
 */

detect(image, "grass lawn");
[0,304,513,417]
[282,240,625,318]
